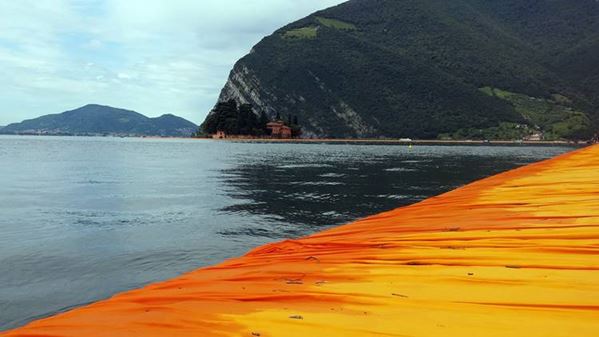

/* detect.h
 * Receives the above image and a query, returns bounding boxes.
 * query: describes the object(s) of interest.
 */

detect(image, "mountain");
[1,104,197,137]
[211,0,599,140]
[149,114,199,137]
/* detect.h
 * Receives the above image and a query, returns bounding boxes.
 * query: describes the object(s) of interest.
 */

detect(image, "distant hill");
[212,0,599,140]
[1,104,197,137]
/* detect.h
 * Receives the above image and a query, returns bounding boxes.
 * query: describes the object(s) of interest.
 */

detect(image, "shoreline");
[0,133,589,146]
[208,137,585,146]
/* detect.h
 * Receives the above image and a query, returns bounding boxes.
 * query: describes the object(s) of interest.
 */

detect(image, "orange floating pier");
[3,145,599,337]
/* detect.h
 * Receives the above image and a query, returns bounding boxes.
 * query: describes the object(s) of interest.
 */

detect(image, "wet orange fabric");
[3,145,599,337]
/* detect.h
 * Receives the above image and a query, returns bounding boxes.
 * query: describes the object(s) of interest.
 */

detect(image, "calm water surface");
[0,136,574,330]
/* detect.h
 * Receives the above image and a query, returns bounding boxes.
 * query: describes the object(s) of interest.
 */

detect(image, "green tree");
[202,99,238,135]
[202,100,272,137]
[258,111,270,135]
[238,104,258,135]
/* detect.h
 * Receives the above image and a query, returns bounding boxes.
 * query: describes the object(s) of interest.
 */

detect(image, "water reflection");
[216,144,573,239]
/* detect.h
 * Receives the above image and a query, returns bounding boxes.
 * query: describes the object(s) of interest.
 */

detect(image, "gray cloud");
[0,0,345,125]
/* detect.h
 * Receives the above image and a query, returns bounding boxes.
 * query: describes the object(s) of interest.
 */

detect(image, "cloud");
[0,0,346,125]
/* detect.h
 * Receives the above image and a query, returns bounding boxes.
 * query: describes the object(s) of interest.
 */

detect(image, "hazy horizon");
[0,0,345,126]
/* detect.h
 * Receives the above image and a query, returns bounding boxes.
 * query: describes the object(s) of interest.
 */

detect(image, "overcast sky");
[0,0,345,126]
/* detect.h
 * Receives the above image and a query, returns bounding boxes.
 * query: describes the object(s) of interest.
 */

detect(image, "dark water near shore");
[0,136,573,330]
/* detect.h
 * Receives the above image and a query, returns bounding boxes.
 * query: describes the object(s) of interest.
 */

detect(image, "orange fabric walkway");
[3,145,599,337]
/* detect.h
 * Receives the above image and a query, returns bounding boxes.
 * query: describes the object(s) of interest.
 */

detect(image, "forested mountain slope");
[211,0,599,139]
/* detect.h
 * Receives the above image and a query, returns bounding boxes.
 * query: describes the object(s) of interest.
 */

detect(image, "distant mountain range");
[213,0,599,140]
[0,104,198,137]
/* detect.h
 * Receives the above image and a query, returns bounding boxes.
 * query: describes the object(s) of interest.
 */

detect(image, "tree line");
[200,99,301,137]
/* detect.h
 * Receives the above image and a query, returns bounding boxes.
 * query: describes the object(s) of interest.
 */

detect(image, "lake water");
[0,136,574,331]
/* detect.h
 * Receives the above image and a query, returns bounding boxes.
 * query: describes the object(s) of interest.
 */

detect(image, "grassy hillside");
[213,0,599,139]
[479,87,593,140]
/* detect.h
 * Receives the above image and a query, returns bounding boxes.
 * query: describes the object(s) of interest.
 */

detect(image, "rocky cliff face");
[218,63,375,138]
[219,65,277,119]
[210,0,599,139]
